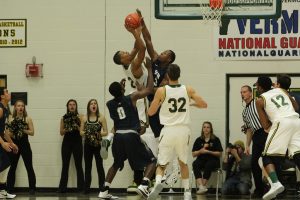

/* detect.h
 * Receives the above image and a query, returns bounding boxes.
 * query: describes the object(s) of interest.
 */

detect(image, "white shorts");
[141,129,158,157]
[157,125,191,165]
[263,117,300,157]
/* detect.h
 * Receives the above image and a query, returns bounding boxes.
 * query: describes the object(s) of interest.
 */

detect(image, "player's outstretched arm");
[130,26,146,79]
[187,86,207,108]
[136,9,158,61]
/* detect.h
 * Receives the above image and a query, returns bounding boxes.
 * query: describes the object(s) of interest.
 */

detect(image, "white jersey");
[160,85,191,126]
[122,64,149,123]
[123,64,148,94]
[261,88,299,122]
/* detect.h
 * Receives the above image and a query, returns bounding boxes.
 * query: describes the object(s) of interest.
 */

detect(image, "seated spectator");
[221,140,252,195]
[192,121,223,194]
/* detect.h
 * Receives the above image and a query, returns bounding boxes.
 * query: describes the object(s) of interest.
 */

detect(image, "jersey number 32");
[168,97,186,113]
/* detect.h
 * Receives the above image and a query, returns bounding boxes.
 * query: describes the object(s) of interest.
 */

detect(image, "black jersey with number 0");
[106,95,140,131]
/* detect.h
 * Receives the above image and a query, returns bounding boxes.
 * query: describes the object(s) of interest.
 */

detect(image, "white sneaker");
[136,184,150,198]
[263,181,284,200]
[196,185,208,194]
[148,183,163,200]
[0,190,16,199]
[98,189,118,199]
[184,191,192,200]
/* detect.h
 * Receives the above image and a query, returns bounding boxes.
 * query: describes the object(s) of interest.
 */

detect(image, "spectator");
[6,100,36,194]
[222,140,252,195]
[58,99,84,193]
[192,121,223,194]
[80,99,108,194]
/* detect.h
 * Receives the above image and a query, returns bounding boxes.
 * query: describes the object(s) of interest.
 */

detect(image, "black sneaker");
[100,139,110,159]
[136,184,150,198]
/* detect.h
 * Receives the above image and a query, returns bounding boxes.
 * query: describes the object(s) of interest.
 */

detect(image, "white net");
[199,0,224,26]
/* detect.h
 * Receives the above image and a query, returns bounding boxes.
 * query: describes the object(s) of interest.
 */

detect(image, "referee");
[240,85,267,198]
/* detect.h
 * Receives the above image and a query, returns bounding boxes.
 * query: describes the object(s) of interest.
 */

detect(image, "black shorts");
[0,146,10,172]
[112,132,156,171]
[149,112,163,138]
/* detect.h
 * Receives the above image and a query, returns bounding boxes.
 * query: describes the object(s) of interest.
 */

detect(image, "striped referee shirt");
[242,99,263,132]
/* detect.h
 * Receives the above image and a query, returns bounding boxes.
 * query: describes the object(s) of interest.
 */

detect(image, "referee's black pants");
[252,128,267,196]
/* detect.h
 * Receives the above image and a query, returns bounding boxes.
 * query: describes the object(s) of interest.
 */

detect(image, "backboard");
[155,0,282,19]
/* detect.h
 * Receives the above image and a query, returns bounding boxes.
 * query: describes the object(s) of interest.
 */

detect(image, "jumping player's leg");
[98,133,125,199]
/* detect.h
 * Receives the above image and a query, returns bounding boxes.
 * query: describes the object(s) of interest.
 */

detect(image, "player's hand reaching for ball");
[124,23,135,33]
[136,9,144,27]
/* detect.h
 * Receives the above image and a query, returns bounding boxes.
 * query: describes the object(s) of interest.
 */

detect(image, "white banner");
[214,1,300,60]
[0,19,26,48]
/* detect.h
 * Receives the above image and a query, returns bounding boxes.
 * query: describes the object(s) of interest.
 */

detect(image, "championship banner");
[214,1,300,60]
[0,19,27,48]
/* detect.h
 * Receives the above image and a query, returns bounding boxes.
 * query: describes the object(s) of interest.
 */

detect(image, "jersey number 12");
[271,95,289,108]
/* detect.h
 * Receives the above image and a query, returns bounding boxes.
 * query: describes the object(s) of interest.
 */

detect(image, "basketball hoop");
[199,0,224,26]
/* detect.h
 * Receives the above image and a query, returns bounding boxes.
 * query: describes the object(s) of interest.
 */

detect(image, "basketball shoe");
[262,181,284,200]
[148,183,163,200]
[184,190,192,200]
[0,190,16,199]
[98,186,118,199]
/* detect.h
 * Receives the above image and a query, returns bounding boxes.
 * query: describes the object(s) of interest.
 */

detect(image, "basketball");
[125,13,141,29]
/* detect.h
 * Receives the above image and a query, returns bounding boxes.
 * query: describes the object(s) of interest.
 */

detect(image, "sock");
[268,171,279,183]
[104,182,111,187]
[155,175,162,184]
[267,177,272,185]
[143,177,150,182]
[182,179,190,191]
